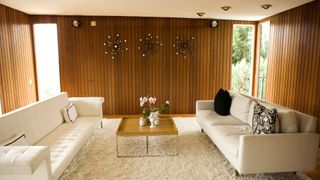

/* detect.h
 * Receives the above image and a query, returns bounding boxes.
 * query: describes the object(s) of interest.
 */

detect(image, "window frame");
[254,20,270,100]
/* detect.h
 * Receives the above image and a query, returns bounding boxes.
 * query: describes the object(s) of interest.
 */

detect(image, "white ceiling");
[0,0,313,21]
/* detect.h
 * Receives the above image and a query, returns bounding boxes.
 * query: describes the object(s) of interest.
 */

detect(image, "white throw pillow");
[247,101,257,127]
[230,94,252,124]
[62,103,78,123]
[0,133,28,146]
[278,110,298,133]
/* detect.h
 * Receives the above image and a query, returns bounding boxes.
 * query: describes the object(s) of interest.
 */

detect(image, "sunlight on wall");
[33,24,61,100]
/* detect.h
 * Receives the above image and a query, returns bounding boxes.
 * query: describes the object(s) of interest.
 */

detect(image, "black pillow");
[214,88,231,116]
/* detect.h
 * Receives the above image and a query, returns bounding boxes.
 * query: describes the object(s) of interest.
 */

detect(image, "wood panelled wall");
[0,4,37,113]
[31,16,255,115]
[262,1,320,131]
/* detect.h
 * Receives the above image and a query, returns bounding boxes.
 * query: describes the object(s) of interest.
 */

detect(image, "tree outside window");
[231,25,254,95]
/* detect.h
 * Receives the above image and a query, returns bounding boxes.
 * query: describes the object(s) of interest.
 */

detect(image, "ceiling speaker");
[72,20,81,28]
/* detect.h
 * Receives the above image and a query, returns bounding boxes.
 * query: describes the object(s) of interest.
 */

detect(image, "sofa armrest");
[0,146,52,179]
[238,133,319,174]
[69,97,104,117]
[196,100,214,113]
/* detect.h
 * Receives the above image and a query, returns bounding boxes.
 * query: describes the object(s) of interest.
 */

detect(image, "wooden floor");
[104,114,319,179]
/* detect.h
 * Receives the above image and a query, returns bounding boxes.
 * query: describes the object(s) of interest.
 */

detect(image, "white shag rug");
[59,118,309,180]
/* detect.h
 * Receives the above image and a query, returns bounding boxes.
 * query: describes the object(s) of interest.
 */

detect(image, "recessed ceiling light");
[221,6,231,11]
[196,12,205,17]
[261,4,272,9]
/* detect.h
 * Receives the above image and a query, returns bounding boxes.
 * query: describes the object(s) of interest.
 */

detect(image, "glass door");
[231,24,255,95]
[33,24,61,100]
[257,21,270,100]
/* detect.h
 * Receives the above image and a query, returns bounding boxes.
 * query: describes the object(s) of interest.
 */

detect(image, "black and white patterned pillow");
[252,103,280,134]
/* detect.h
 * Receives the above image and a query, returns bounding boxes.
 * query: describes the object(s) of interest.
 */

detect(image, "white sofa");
[0,92,104,180]
[196,92,319,175]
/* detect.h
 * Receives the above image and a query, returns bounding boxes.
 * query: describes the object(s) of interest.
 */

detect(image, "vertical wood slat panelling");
[262,1,320,132]
[0,4,37,113]
[1,1,319,136]
[31,16,255,115]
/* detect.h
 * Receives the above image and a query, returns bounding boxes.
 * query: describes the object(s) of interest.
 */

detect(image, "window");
[231,24,255,95]
[33,24,61,100]
[257,21,270,100]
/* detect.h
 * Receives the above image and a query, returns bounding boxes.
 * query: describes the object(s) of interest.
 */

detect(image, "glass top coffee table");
[116,116,178,157]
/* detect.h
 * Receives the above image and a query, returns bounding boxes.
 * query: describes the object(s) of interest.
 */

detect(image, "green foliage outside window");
[231,25,254,95]
[232,26,253,65]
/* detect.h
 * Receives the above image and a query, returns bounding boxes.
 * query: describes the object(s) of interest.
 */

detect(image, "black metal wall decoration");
[172,36,195,59]
[104,34,128,59]
[137,34,163,57]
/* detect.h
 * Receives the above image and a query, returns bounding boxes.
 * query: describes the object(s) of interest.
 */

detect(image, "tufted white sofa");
[196,92,319,175]
[0,92,104,180]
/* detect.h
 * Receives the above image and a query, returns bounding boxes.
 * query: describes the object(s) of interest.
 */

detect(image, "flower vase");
[148,112,157,128]
[149,117,156,128]
[154,111,160,125]
[139,117,146,126]
[154,118,159,126]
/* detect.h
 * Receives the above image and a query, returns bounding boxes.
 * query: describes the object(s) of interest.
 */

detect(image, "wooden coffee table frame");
[116,116,178,157]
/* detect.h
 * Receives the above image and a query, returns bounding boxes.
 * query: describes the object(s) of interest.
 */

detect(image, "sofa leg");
[100,121,103,128]
[234,169,239,177]
[201,129,204,133]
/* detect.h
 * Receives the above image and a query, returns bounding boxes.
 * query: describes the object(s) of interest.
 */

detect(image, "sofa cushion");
[62,103,78,123]
[260,102,297,133]
[210,125,253,157]
[0,93,69,146]
[36,117,100,179]
[295,111,317,133]
[214,89,231,116]
[68,97,104,117]
[247,101,257,127]
[278,111,298,133]
[229,92,317,133]
[0,133,27,146]
[252,104,280,134]
[0,146,50,174]
[248,101,297,133]
[197,110,246,127]
[230,94,252,124]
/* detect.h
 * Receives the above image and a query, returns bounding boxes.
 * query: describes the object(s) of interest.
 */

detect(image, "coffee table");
[116,116,178,157]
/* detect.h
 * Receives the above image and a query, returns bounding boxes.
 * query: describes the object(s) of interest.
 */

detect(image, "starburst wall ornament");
[137,34,163,57]
[104,34,128,59]
[173,36,195,59]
